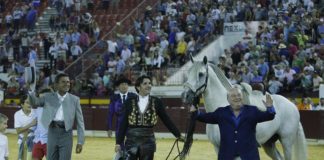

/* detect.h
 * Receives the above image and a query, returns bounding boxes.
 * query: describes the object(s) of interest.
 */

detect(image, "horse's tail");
[294,122,308,160]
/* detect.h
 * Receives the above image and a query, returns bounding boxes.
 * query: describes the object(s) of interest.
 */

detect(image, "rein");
[165,138,182,160]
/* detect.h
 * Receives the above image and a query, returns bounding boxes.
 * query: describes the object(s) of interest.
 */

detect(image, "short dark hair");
[0,113,8,123]
[55,73,69,83]
[20,94,28,105]
[135,75,151,93]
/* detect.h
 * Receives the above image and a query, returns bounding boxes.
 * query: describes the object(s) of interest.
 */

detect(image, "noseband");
[185,65,209,97]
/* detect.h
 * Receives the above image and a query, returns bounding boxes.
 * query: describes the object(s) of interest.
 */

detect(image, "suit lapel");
[51,92,61,109]
[62,93,70,122]
[224,106,237,127]
[237,106,248,128]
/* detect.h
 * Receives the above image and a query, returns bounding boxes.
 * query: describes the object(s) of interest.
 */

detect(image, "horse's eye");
[198,72,204,78]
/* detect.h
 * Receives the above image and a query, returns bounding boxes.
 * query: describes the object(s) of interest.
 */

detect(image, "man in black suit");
[107,77,137,138]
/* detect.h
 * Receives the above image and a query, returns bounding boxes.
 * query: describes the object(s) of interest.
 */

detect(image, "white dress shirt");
[138,95,149,113]
[53,92,67,121]
[14,109,36,144]
[119,92,128,103]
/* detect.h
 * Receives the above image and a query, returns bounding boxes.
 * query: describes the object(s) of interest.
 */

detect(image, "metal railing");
[63,0,159,79]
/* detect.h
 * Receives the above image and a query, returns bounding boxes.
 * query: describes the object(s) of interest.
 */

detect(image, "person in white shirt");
[107,37,118,56]
[57,39,69,62]
[14,95,37,160]
[0,113,9,160]
[32,88,52,160]
[314,98,324,110]
[5,13,13,29]
[70,42,82,60]
[120,45,131,62]
[312,72,323,92]
[49,43,59,69]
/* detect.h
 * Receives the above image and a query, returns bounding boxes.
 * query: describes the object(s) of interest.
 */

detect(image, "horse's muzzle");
[181,89,195,105]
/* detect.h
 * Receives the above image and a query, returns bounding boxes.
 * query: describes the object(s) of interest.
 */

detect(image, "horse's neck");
[203,69,229,112]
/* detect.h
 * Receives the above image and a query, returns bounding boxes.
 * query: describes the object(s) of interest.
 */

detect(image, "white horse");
[181,56,307,160]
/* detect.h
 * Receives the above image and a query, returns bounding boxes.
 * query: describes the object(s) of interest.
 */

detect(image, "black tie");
[122,95,126,103]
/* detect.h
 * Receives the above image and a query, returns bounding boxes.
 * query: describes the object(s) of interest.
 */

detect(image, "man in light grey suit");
[29,73,85,160]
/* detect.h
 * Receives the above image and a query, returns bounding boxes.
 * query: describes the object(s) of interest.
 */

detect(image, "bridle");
[166,64,209,160]
[184,64,209,97]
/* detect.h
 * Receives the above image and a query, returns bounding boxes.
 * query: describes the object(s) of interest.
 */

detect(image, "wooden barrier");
[1,107,323,138]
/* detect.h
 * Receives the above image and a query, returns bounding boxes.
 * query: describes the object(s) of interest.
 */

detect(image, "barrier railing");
[63,0,159,79]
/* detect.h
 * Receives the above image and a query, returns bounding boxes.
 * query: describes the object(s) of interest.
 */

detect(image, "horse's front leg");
[206,124,220,154]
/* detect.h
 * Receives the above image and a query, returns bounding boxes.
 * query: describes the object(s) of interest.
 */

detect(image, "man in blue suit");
[191,87,276,160]
[107,77,137,138]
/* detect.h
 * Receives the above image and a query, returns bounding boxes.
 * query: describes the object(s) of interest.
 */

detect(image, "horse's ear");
[203,56,207,65]
[190,53,194,62]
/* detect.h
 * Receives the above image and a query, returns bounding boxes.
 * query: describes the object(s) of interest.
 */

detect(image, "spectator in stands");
[92,21,100,42]
[7,76,19,96]
[268,76,283,94]
[102,70,111,88]
[57,38,69,62]
[5,13,12,29]
[14,95,36,160]
[36,71,50,91]
[12,33,21,62]
[74,0,81,15]
[12,6,23,32]
[152,52,164,69]
[120,45,131,62]
[54,0,64,14]
[297,97,313,110]
[176,38,187,65]
[70,42,83,60]
[312,71,323,92]
[49,16,55,32]
[49,43,58,69]
[314,97,324,110]
[0,0,5,13]
[28,46,38,66]
[115,55,125,76]
[250,71,264,84]
[96,79,107,96]
[79,30,90,51]
[26,6,37,32]
[300,70,313,96]
[42,35,52,60]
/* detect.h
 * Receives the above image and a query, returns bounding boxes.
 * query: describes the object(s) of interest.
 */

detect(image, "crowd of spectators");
[0,0,101,96]
[0,0,324,108]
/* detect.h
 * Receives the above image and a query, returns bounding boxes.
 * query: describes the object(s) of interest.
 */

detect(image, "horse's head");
[182,56,209,105]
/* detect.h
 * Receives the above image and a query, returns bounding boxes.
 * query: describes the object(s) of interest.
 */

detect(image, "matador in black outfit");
[115,75,183,160]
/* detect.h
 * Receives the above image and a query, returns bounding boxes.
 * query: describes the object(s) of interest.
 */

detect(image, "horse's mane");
[207,62,232,91]
[207,62,252,105]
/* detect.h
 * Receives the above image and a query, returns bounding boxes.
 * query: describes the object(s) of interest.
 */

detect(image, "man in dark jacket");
[107,77,136,138]
[115,75,183,160]
[191,87,276,160]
